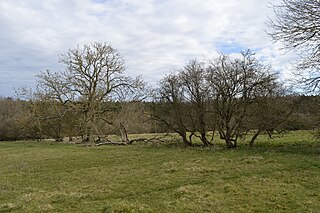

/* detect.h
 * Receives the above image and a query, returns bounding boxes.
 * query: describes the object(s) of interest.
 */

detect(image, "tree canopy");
[268,0,320,92]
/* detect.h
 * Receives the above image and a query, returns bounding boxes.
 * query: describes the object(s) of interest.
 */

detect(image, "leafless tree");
[180,60,214,146]
[207,50,278,148]
[268,0,320,92]
[245,86,298,147]
[37,42,144,144]
[153,73,192,146]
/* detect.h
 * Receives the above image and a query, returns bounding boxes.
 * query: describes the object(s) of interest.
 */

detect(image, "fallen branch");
[96,141,128,146]
[95,133,169,146]
[128,133,169,144]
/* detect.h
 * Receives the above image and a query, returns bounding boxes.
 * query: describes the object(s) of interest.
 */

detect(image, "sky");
[0,0,297,97]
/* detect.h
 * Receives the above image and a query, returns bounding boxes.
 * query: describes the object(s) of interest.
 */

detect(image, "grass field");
[0,131,319,212]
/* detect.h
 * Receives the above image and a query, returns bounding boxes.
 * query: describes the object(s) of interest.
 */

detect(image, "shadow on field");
[249,141,320,155]
[139,136,320,156]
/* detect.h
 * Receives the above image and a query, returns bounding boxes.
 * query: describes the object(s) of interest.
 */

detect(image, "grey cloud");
[0,0,294,97]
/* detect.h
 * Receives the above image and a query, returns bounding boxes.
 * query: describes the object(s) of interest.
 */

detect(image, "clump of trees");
[0,42,319,148]
[153,51,288,148]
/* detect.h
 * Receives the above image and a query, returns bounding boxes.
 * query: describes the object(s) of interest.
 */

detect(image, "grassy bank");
[0,131,319,212]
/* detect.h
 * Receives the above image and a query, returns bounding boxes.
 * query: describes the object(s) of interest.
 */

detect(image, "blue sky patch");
[216,42,262,55]
[216,42,246,54]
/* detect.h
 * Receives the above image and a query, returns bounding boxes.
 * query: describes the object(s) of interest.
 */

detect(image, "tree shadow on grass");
[246,140,320,155]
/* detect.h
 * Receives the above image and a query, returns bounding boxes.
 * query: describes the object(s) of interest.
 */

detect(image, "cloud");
[0,0,297,97]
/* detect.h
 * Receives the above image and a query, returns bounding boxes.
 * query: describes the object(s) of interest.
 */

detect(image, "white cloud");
[0,0,297,97]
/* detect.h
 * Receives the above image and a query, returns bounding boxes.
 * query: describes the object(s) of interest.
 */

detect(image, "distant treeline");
[0,95,319,142]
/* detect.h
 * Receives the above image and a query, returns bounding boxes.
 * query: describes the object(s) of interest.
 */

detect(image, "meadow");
[0,131,319,212]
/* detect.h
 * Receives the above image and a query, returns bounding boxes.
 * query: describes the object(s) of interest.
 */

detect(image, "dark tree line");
[0,88,317,146]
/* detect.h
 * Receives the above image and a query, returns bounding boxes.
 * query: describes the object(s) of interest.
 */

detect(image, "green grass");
[0,131,319,212]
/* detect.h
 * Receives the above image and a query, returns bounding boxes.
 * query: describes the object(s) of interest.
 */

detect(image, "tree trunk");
[226,140,233,149]
[220,130,236,149]
[180,132,192,146]
[250,130,261,147]
[119,122,129,144]
[225,137,236,149]
[200,132,212,146]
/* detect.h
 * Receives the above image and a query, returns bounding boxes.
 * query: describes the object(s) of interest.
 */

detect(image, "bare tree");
[268,0,320,92]
[37,42,143,144]
[207,50,278,148]
[245,86,298,147]
[180,60,214,146]
[153,73,192,146]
